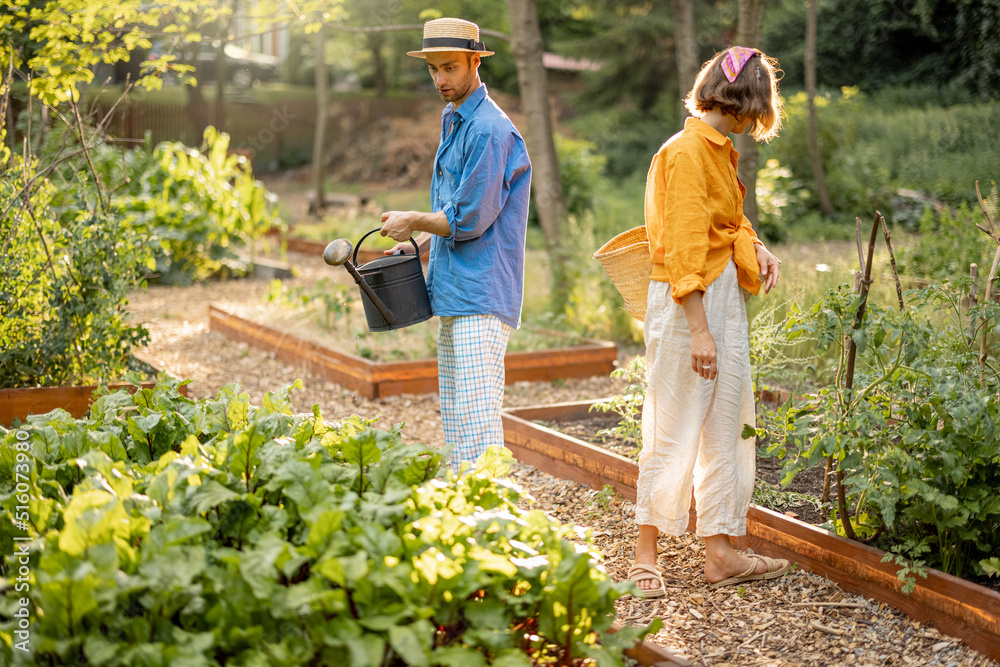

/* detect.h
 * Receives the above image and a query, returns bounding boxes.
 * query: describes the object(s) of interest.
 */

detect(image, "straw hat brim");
[409,17,495,58]
[407,47,494,58]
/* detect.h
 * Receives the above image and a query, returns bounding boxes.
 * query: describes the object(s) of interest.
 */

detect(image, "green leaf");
[346,634,385,667]
[187,478,240,514]
[58,489,127,555]
[475,445,513,478]
[388,624,429,667]
[430,646,488,667]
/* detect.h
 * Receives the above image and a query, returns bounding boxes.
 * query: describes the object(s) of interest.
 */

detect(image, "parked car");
[150,41,280,88]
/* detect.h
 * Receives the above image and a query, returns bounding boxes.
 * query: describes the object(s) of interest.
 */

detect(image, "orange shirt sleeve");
[654,150,713,304]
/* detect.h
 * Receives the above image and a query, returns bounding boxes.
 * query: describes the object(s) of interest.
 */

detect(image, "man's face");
[426,52,479,106]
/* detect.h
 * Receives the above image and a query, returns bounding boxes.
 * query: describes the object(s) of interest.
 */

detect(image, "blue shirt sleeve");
[440,131,510,249]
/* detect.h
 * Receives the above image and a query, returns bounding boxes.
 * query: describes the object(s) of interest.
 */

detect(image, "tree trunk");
[735,0,765,231]
[370,33,387,98]
[805,0,834,216]
[506,0,569,308]
[672,0,698,112]
[214,37,227,131]
[313,24,328,215]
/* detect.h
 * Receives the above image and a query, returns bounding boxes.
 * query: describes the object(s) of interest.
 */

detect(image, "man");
[379,17,531,466]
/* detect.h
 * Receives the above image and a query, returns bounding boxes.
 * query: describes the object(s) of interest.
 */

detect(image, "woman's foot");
[626,562,666,598]
[629,524,663,594]
[702,534,790,586]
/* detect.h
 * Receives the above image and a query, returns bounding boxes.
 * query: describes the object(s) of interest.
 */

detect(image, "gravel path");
[127,250,997,667]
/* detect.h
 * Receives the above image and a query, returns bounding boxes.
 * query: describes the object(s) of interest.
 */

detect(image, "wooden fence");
[93,95,422,172]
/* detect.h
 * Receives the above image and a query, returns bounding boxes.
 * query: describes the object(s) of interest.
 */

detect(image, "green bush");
[91,127,285,284]
[895,200,994,284]
[0,147,152,388]
[758,280,1000,585]
[763,88,1000,219]
[0,380,657,665]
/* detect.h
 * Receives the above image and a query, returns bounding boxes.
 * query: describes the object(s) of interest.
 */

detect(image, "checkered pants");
[437,314,511,464]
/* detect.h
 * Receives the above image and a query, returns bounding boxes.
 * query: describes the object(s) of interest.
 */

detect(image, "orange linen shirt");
[645,117,764,304]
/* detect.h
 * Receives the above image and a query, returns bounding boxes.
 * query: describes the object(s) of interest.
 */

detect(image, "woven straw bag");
[593,226,652,321]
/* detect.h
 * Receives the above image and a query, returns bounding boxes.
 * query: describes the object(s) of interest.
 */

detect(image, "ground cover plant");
[0,379,656,666]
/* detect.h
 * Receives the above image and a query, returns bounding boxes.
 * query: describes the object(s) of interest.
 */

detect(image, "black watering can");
[323,228,433,332]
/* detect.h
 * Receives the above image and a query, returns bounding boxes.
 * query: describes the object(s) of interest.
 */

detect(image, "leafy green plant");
[590,356,646,451]
[92,127,285,284]
[750,480,823,514]
[757,277,1000,581]
[0,105,152,388]
[0,379,658,665]
[895,186,996,285]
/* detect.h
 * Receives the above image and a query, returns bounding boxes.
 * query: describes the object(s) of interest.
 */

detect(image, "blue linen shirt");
[427,84,532,329]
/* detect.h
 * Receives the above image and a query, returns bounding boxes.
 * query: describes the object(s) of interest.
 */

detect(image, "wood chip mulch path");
[127,250,998,667]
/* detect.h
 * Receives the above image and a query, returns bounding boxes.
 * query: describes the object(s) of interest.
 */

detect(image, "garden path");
[126,249,997,667]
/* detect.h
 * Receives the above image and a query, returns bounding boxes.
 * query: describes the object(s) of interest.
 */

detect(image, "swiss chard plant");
[0,380,656,666]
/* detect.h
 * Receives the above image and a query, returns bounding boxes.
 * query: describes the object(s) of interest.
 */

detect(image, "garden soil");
[127,248,997,667]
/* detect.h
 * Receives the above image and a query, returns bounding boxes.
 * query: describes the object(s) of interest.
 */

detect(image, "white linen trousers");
[637,259,756,537]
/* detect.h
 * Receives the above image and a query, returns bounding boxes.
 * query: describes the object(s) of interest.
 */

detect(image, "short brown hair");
[684,48,783,143]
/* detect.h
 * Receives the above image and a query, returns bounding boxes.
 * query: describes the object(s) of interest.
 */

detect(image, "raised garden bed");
[209,305,618,399]
[500,399,1000,663]
[0,359,189,426]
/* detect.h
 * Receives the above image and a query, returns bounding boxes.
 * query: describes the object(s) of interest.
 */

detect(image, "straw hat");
[593,226,652,321]
[407,18,495,58]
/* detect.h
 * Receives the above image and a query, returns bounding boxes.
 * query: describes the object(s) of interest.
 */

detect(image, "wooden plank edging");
[501,400,1000,662]
[208,306,617,399]
[1,374,190,426]
[610,622,690,666]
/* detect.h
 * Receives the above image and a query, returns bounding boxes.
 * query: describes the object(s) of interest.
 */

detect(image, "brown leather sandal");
[625,562,667,599]
[708,554,791,589]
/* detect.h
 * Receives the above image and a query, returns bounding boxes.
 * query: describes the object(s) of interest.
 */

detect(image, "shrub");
[763,88,1000,219]
[758,279,1000,585]
[91,127,285,284]
[0,134,152,388]
[0,380,657,665]
[895,201,993,284]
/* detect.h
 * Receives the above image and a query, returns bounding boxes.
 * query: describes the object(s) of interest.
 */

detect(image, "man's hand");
[384,241,414,256]
[380,211,418,242]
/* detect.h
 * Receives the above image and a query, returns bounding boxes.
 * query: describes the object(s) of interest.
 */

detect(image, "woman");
[628,47,787,596]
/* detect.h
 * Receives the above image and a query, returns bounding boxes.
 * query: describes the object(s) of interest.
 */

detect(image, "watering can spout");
[323,230,433,332]
[323,239,353,267]
[323,238,397,326]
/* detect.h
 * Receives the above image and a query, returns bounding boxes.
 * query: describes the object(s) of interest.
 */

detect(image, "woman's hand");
[690,326,718,380]
[679,291,717,380]
[755,244,781,294]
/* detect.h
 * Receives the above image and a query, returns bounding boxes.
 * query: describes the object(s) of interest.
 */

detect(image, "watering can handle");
[353,228,421,266]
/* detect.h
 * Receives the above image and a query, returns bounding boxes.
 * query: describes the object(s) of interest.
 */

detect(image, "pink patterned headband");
[720,46,760,83]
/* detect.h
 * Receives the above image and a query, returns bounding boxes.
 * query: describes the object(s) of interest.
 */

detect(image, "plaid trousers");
[437,314,511,465]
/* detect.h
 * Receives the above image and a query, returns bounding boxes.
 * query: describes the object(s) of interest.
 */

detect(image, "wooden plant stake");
[968,263,978,347]
[836,212,882,542]
[975,181,1000,375]
[879,213,904,311]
